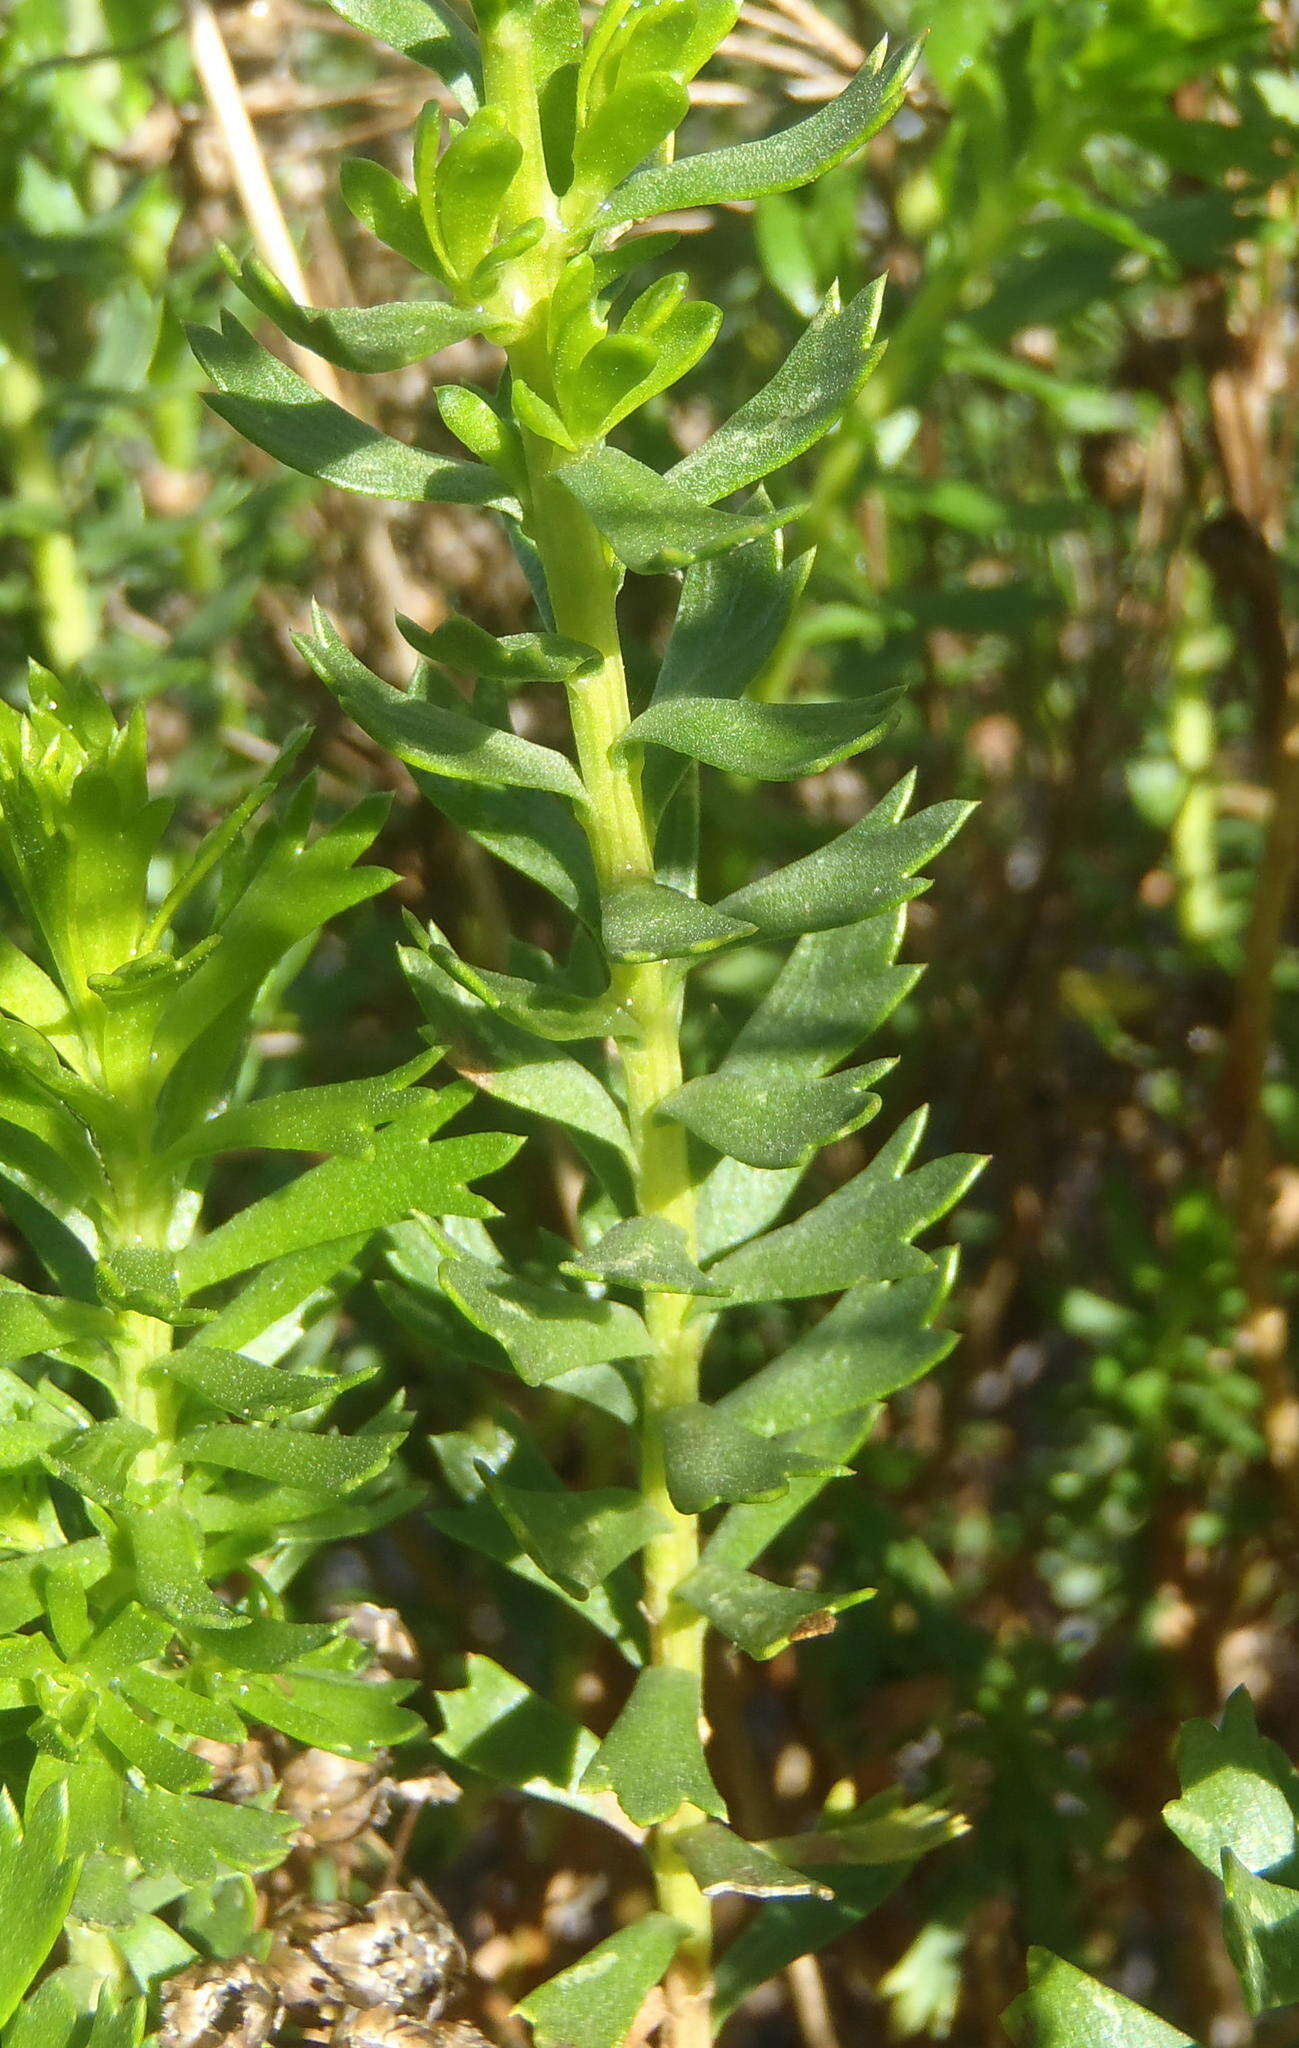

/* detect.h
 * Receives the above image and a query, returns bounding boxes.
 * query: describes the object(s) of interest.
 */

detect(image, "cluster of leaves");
[1009,1690,1299,2042]
[0,666,511,2031]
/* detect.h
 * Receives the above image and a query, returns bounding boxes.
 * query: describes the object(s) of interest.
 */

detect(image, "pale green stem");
[0,256,97,672]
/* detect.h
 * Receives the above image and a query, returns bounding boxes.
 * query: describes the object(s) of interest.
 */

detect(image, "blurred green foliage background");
[2,0,1297,2040]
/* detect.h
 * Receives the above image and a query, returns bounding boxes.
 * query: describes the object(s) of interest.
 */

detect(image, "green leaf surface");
[1003,1949,1195,2046]
[328,0,481,105]
[719,1263,957,1436]
[659,1061,891,1169]
[191,315,507,504]
[670,281,885,503]
[434,1653,602,1812]
[229,253,482,371]
[713,1875,900,2027]
[177,1127,515,1295]
[0,1787,81,2029]
[601,38,920,223]
[1164,1689,1299,1879]
[125,1499,247,1630]
[717,785,974,939]
[126,1788,294,1883]
[404,613,599,685]
[662,1401,847,1514]
[299,608,587,803]
[441,1254,651,1386]
[160,1342,373,1418]
[227,1670,420,1755]
[674,1819,831,1899]
[1223,1850,1299,2015]
[174,1053,442,1162]
[705,1150,983,1304]
[580,1667,725,1826]
[178,1419,404,1493]
[603,879,754,963]
[726,907,918,1074]
[558,448,796,571]
[622,687,899,781]
[484,1476,666,1598]
[564,1216,726,1296]
[516,1914,684,2048]
[678,1559,872,1660]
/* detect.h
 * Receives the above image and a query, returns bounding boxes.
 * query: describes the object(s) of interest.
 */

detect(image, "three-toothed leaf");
[670,281,885,504]
[581,1668,726,1825]
[564,1216,726,1296]
[658,1061,892,1169]
[678,1559,872,1661]
[516,1916,685,2048]
[483,1476,667,1598]
[621,688,900,781]
[674,1820,831,1899]
[441,1254,651,1386]
[603,880,754,963]
[1004,1951,1194,2047]
[601,38,921,224]
[661,1402,848,1514]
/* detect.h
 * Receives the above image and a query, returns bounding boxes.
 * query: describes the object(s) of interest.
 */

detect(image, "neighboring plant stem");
[0,255,96,672]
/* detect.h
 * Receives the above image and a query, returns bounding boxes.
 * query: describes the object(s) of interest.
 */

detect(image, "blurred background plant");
[1,0,1297,2041]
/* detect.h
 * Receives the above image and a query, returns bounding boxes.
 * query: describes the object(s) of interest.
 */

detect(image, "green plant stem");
[0,255,96,673]
[521,437,714,2043]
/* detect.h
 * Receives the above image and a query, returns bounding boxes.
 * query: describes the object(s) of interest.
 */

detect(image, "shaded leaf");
[662,1401,847,1513]
[564,1216,726,1296]
[484,1476,666,1598]
[603,880,754,963]
[621,687,900,781]
[658,1061,891,1169]
[581,1667,725,1826]
[678,1559,872,1660]
[558,448,796,571]
[441,1254,651,1386]
[674,1819,830,1899]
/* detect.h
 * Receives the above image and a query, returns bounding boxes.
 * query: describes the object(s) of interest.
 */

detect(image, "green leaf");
[678,1559,872,1660]
[564,1216,726,1296]
[580,1668,725,1826]
[298,607,587,803]
[228,1670,419,1755]
[670,281,885,503]
[126,1788,295,1883]
[411,925,626,1044]
[177,1421,404,1493]
[339,156,445,276]
[402,613,599,686]
[770,1791,968,1872]
[434,1653,602,1811]
[717,780,975,939]
[1164,1689,1299,1878]
[1004,1950,1195,2046]
[601,37,921,224]
[658,1061,891,1170]
[719,1264,958,1436]
[661,1402,847,1513]
[705,1147,983,1304]
[569,73,690,209]
[674,1819,831,1899]
[191,315,508,505]
[125,1499,247,1630]
[0,1279,113,1364]
[713,1879,899,2027]
[160,1343,374,1417]
[441,1254,651,1386]
[0,1541,109,1634]
[173,1053,443,1162]
[621,686,900,781]
[655,537,813,706]
[558,447,797,571]
[726,907,919,1075]
[176,1127,517,1295]
[603,880,754,963]
[328,0,481,106]
[484,1476,666,1598]
[428,108,524,278]
[516,1914,684,2048]
[1223,1850,1299,2015]
[0,1786,81,2029]
[228,253,482,371]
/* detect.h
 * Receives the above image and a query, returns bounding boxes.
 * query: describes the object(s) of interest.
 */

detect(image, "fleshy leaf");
[483,1476,667,1598]
[670,281,885,504]
[0,1786,81,2029]
[658,1061,892,1170]
[1164,1689,1299,1878]
[717,783,975,939]
[329,0,481,106]
[564,1216,726,1296]
[176,1422,405,1493]
[516,1914,684,2048]
[228,253,483,371]
[581,1667,725,1826]
[601,38,921,224]
[678,1559,872,1660]
[434,1654,603,1812]
[191,315,508,505]
[299,608,588,804]
[1004,1950,1194,2047]
[557,448,797,571]
[441,1254,651,1385]
[402,613,600,685]
[1222,1850,1299,2015]
[603,880,754,963]
[674,1819,831,1900]
[621,687,900,781]
[661,1402,848,1514]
